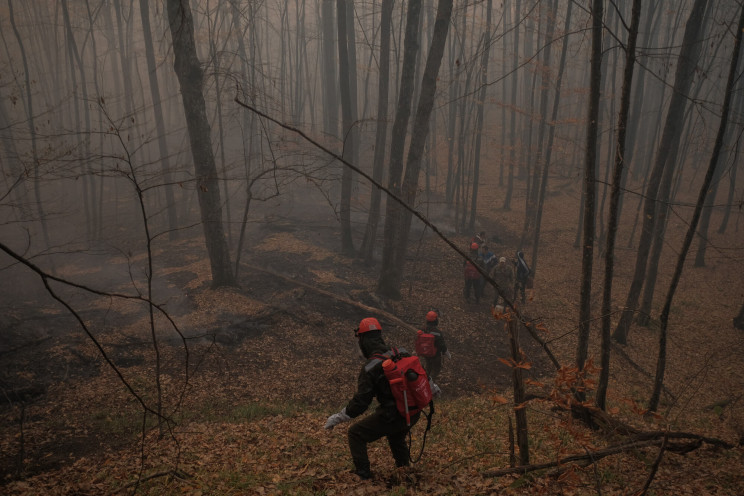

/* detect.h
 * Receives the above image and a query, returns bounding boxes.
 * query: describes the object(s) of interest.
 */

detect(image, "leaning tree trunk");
[575,0,603,403]
[390,0,453,295]
[649,3,744,412]
[613,0,708,345]
[597,0,642,412]
[166,0,235,287]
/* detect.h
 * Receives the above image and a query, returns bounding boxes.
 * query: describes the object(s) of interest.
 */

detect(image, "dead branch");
[235,98,562,370]
[635,433,668,496]
[242,263,419,334]
[482,436,710,478]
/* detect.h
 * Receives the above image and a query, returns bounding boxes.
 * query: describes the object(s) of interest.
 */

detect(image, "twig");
[635,432,668,496]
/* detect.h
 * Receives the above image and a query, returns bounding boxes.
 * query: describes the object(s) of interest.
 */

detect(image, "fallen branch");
[242,263,419,333]
[635,432,668,496]
[482,436,710,478]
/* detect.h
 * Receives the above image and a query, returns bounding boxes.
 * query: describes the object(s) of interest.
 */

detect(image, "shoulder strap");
[365,349,395,372]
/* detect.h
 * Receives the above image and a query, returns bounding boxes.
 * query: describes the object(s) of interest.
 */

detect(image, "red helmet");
[356,317,382,336]
[426,311,438,322]
[470,242,479,251]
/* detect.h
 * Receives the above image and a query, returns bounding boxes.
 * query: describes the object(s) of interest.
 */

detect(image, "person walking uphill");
[492,256,515,308]
[324,317,421,480]
[415,311,450,384]
[463,242,483,303]
[514,251,532,304]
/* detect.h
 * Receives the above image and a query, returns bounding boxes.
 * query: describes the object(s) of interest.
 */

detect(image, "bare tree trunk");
[503,0,521,211]
[576,0,603,401]
[337,0,356,254]
[649,3,744,412]
[377,0,422,299]
[696,79,744,261]
[166,0,235,287]
[613,0,708,345]
[360,0,393,263]
[139,0,178,240]
[391,0,453,294]
[321,0,338,138]
[7,0,49,247]
[467,0,492,232]
[507,314,529,464]
[597,0,642,412]
[530,0,564,274]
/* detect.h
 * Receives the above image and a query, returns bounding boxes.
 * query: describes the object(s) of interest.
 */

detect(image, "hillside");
[1,178,743,495]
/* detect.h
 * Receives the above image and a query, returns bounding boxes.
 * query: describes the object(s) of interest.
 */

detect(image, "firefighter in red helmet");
[324,317,420,480]
[463,243,483,303]
[416,311,450,384]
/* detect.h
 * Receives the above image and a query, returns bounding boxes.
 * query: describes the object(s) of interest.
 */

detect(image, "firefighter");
[418,311,451,383]
[324,317,420,480]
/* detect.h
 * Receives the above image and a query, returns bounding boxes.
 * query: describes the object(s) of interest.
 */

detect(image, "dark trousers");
[424,355,442,382]
[515,280,526,303]
[347,409,419,473]
[463,278,481,302]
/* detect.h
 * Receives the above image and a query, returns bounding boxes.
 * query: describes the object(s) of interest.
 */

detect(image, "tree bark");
[166,0,235,287]
[576,0,603,398]
[467,0,492,232]
[337,0,355,255]
[139,0,178,240]
[377,0,422,299]
[648,3,744,412]
[360,0,394,263]
[503,0,521,211]
[390,0,453,296]
[597,0,642,411]
[613,0,709,344]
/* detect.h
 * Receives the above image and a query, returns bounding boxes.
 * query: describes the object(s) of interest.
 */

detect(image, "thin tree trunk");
[7,0,51,250]
[597,0,641,412]
[467,0,492,232]
[377,0,422,298]
[649,3,744,412]
[613,0,709,345]
[166,0,235,287]
[576,0,603,402]
[503,0,521,211]
[337,0,355,254]
[140,0,178,240]
[360,0,393,263]
[389,0,453,296]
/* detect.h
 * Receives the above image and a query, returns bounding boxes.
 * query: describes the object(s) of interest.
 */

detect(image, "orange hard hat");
[470,242,479,251]
[426,311,438,322]
[356,317,382,336]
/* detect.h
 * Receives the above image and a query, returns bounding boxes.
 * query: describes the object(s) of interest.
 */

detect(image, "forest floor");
[1,173,743,495]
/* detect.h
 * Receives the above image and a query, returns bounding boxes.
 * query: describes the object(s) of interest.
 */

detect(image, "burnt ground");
[0,201,547,483]
[3,179,742,491]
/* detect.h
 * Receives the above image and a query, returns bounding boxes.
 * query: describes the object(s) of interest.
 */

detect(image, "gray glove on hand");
[445,350,452,359]
[324,408,351,430]
[429,378,442,398]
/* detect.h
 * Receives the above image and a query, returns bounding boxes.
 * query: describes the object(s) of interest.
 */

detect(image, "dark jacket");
[345,333,407,422]
[515,252,531,282]
[425,323,448,358]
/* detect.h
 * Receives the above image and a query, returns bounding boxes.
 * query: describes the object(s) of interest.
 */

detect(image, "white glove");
[429,379,442,398]
[445,350,452,359]
[324,408,351,430]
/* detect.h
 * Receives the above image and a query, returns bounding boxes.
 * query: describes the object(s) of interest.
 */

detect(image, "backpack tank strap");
[365,350,394,372]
